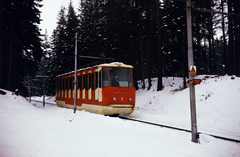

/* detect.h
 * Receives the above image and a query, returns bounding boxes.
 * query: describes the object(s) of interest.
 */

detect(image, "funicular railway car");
[55,62,139,115]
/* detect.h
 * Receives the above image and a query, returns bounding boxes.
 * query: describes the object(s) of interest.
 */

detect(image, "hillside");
[132,75,240,141]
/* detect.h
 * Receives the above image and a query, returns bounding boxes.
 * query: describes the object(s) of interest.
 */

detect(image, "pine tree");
[78,0,100,63]
[52,6,67,71]
[65,1,79,69]
[0,0,43,91]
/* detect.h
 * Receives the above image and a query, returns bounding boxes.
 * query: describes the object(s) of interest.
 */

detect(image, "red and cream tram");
[55,62,139,115]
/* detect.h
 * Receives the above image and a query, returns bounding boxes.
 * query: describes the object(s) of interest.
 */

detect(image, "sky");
[39,0,80,36]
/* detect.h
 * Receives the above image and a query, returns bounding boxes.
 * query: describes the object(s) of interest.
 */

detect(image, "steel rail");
[30,100,56,105]
[119,116,240,143]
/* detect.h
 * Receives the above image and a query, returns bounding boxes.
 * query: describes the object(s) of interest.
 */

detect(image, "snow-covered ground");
[0,75,240,157]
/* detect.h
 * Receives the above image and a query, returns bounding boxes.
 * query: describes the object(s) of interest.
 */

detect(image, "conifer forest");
[0,0,240,96]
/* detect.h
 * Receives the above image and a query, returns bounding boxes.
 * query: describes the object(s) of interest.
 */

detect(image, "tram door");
[61,77,64,98]
[88,71,92,100]
[77,74,80,99]
[95,67,102,102]
[95,69,99,101]
[82,72,85,99]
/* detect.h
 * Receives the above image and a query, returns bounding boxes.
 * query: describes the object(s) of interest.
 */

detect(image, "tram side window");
[77,75,80,90]
[62,78,66,90]
[61,78,64,90]
[61,79,63,91]
[99,70,102,88]
[91,73,94,90]
[95,71,98,89]
[72,77,74,90]
[83,74,86,90]
[102,68,110,87]
[69,77,72,90]
[56,79,58,91]
[80,75,83,90]
[65,78,70,90]
[64,78,65,91]
[88,73,91,90]
[63,78,65,90]
[58,79,59,90]
[86,74,89,90]
[58,79,60,91]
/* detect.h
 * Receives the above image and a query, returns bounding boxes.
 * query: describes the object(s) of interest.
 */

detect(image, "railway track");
[119,115,240,143]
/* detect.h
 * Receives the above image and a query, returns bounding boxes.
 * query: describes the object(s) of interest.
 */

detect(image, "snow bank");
[0,75,240,157]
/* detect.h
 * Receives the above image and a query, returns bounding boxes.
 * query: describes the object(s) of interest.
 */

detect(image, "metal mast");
[186,0,198,143]
[74,33,77,113]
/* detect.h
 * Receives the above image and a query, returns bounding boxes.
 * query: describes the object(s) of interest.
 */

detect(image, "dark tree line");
[0,0,43,93]
[50,0,239,93]
[1,0,240,96]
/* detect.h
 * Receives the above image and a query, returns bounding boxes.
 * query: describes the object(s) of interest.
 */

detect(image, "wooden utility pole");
[186,0,198,143]
[74,33,77,113]
[43,63,46,107]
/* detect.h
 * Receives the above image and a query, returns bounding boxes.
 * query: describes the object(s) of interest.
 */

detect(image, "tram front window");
[108,68,132,87]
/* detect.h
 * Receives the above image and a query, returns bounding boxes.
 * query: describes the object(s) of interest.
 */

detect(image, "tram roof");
[56,62,133,77]
[100,62,133,68]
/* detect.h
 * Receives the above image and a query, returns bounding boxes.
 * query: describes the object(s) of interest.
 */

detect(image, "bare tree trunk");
[211,24,215,74]
[234,27,239,76]
[203,35,208,73]
[196,24,201,74]
[133,54,139,90]
[208,14,213,74]
[181,47,187,88]
[0,0,3,88]
[8,31,14,90]
[232,0,239,76]
[139,30,145,89]
[146,39,152,90]
[8,32,17,91]
[228,0,233,75]
[0,42,2,88]
[155,0,162,91]
[146,4,152,91]
[221,0,227,74]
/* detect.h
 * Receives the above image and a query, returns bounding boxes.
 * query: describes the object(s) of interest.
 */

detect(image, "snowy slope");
[131,75,240,141]
[0,75,240,157]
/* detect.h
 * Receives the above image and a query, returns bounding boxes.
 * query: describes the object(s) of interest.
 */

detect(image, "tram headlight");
[113,97,116,101]
[129,97,132,101]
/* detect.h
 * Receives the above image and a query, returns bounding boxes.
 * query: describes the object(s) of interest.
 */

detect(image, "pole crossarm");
[190,6,240,17]
[78,55,115,60]
[35,75,50,78]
